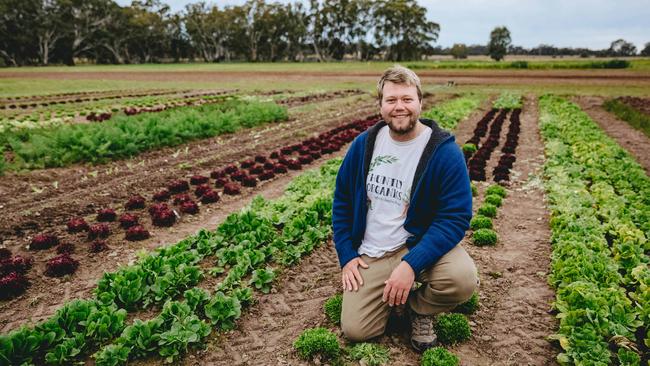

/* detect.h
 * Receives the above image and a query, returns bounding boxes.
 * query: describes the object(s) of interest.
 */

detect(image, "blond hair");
[376,65,422,105]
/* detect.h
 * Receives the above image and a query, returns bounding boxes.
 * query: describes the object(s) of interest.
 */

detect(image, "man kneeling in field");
[332,65,478,352]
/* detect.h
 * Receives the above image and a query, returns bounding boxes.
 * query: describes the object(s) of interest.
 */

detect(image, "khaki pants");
[341,245,478,342]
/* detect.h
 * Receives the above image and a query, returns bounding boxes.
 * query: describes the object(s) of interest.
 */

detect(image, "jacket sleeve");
[401,141,473,273]
[332,137,361,268]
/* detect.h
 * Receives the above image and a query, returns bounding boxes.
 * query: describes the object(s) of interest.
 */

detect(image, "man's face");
[380,81,422,135]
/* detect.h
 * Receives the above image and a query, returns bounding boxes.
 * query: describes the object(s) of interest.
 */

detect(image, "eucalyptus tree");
[373,0,439,61]
[487,26,511,61]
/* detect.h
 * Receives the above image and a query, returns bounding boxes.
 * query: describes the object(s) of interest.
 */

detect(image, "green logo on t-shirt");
[369,155,398,173]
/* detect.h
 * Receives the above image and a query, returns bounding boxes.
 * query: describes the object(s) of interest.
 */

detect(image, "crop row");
[0,98,288,172]
[91,90,234,122]
[492,92,523,110]
[467,109,508,181]
[539,95,649,365]
[420,93,485,130]
[0,88,191,107]
[0,158,343,366]
[0,89,235,126]
[492,108,521,182]
[0,114,379,300]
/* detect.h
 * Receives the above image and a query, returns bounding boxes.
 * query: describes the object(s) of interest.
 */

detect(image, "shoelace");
[412,315,433,336]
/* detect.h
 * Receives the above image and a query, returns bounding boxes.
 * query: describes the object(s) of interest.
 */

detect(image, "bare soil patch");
[2,69,649,87]
[573,96,650,174]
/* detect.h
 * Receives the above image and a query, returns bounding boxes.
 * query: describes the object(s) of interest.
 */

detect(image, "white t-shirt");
[358,125,432,257]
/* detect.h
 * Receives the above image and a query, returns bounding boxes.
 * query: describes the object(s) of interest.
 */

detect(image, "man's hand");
[382,261,415,306]
[341,257,369,292]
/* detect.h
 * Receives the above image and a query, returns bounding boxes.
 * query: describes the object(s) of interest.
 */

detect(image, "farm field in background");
[0,63,648,366]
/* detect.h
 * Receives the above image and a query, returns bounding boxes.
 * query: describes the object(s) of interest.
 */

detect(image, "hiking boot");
[409,309,437,352]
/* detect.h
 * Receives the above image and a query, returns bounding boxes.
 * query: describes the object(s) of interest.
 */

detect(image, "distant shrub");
[324,294,342,325]
[600,59,630,69]
[293,327,340,360]
[421,347,460,366]
[472,228,498,246]
[435,313,472,345]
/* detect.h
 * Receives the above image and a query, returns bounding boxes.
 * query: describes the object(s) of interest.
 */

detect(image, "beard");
[385,114,419,135]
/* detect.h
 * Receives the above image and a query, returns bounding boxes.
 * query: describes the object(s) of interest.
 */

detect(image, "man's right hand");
[342,257,369,292]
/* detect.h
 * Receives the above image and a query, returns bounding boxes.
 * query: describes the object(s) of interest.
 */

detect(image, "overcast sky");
[116,0,650,50]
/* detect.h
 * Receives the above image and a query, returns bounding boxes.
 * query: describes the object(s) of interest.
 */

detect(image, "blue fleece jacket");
[332,118,472,274]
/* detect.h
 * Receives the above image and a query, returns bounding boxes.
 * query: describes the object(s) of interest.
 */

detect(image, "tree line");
[0,0,648,67]
[0,0,440,66]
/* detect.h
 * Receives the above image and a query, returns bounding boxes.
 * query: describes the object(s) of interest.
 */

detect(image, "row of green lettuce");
[539,95,649,365]
[0,97,287,173]
[0,159,341,366]
[421,93,484,130]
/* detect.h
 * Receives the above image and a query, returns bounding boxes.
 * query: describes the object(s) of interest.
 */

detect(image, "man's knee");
[449,267,478,303]
[341,320,382,342]
[425,265,478,304]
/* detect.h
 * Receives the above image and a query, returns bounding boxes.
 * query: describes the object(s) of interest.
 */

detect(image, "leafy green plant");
[184,287,211,313]
[293,327,340,361]
[477,204,497,218]
[347,342,390,366]
[484,194,502,207]
[323,294,343,325]
[118,318,163,358]
[485,184,507,198]
[93,344,130,366]
[421,347,459,366]
[470,215,492,230]
[157,301,211,364]
[249,267,276,294]
[204,292,242,331]
[617,347,640,366]
[461,143,477,154]
[232,286,254,307]
[454,292,479,314]
[472,228,498,246]
[435,313,471,345]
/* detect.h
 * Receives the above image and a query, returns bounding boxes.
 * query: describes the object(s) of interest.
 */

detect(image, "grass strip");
[603,98,650,138]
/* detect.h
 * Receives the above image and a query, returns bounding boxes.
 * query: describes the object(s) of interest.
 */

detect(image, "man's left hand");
[382,261,415,306]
